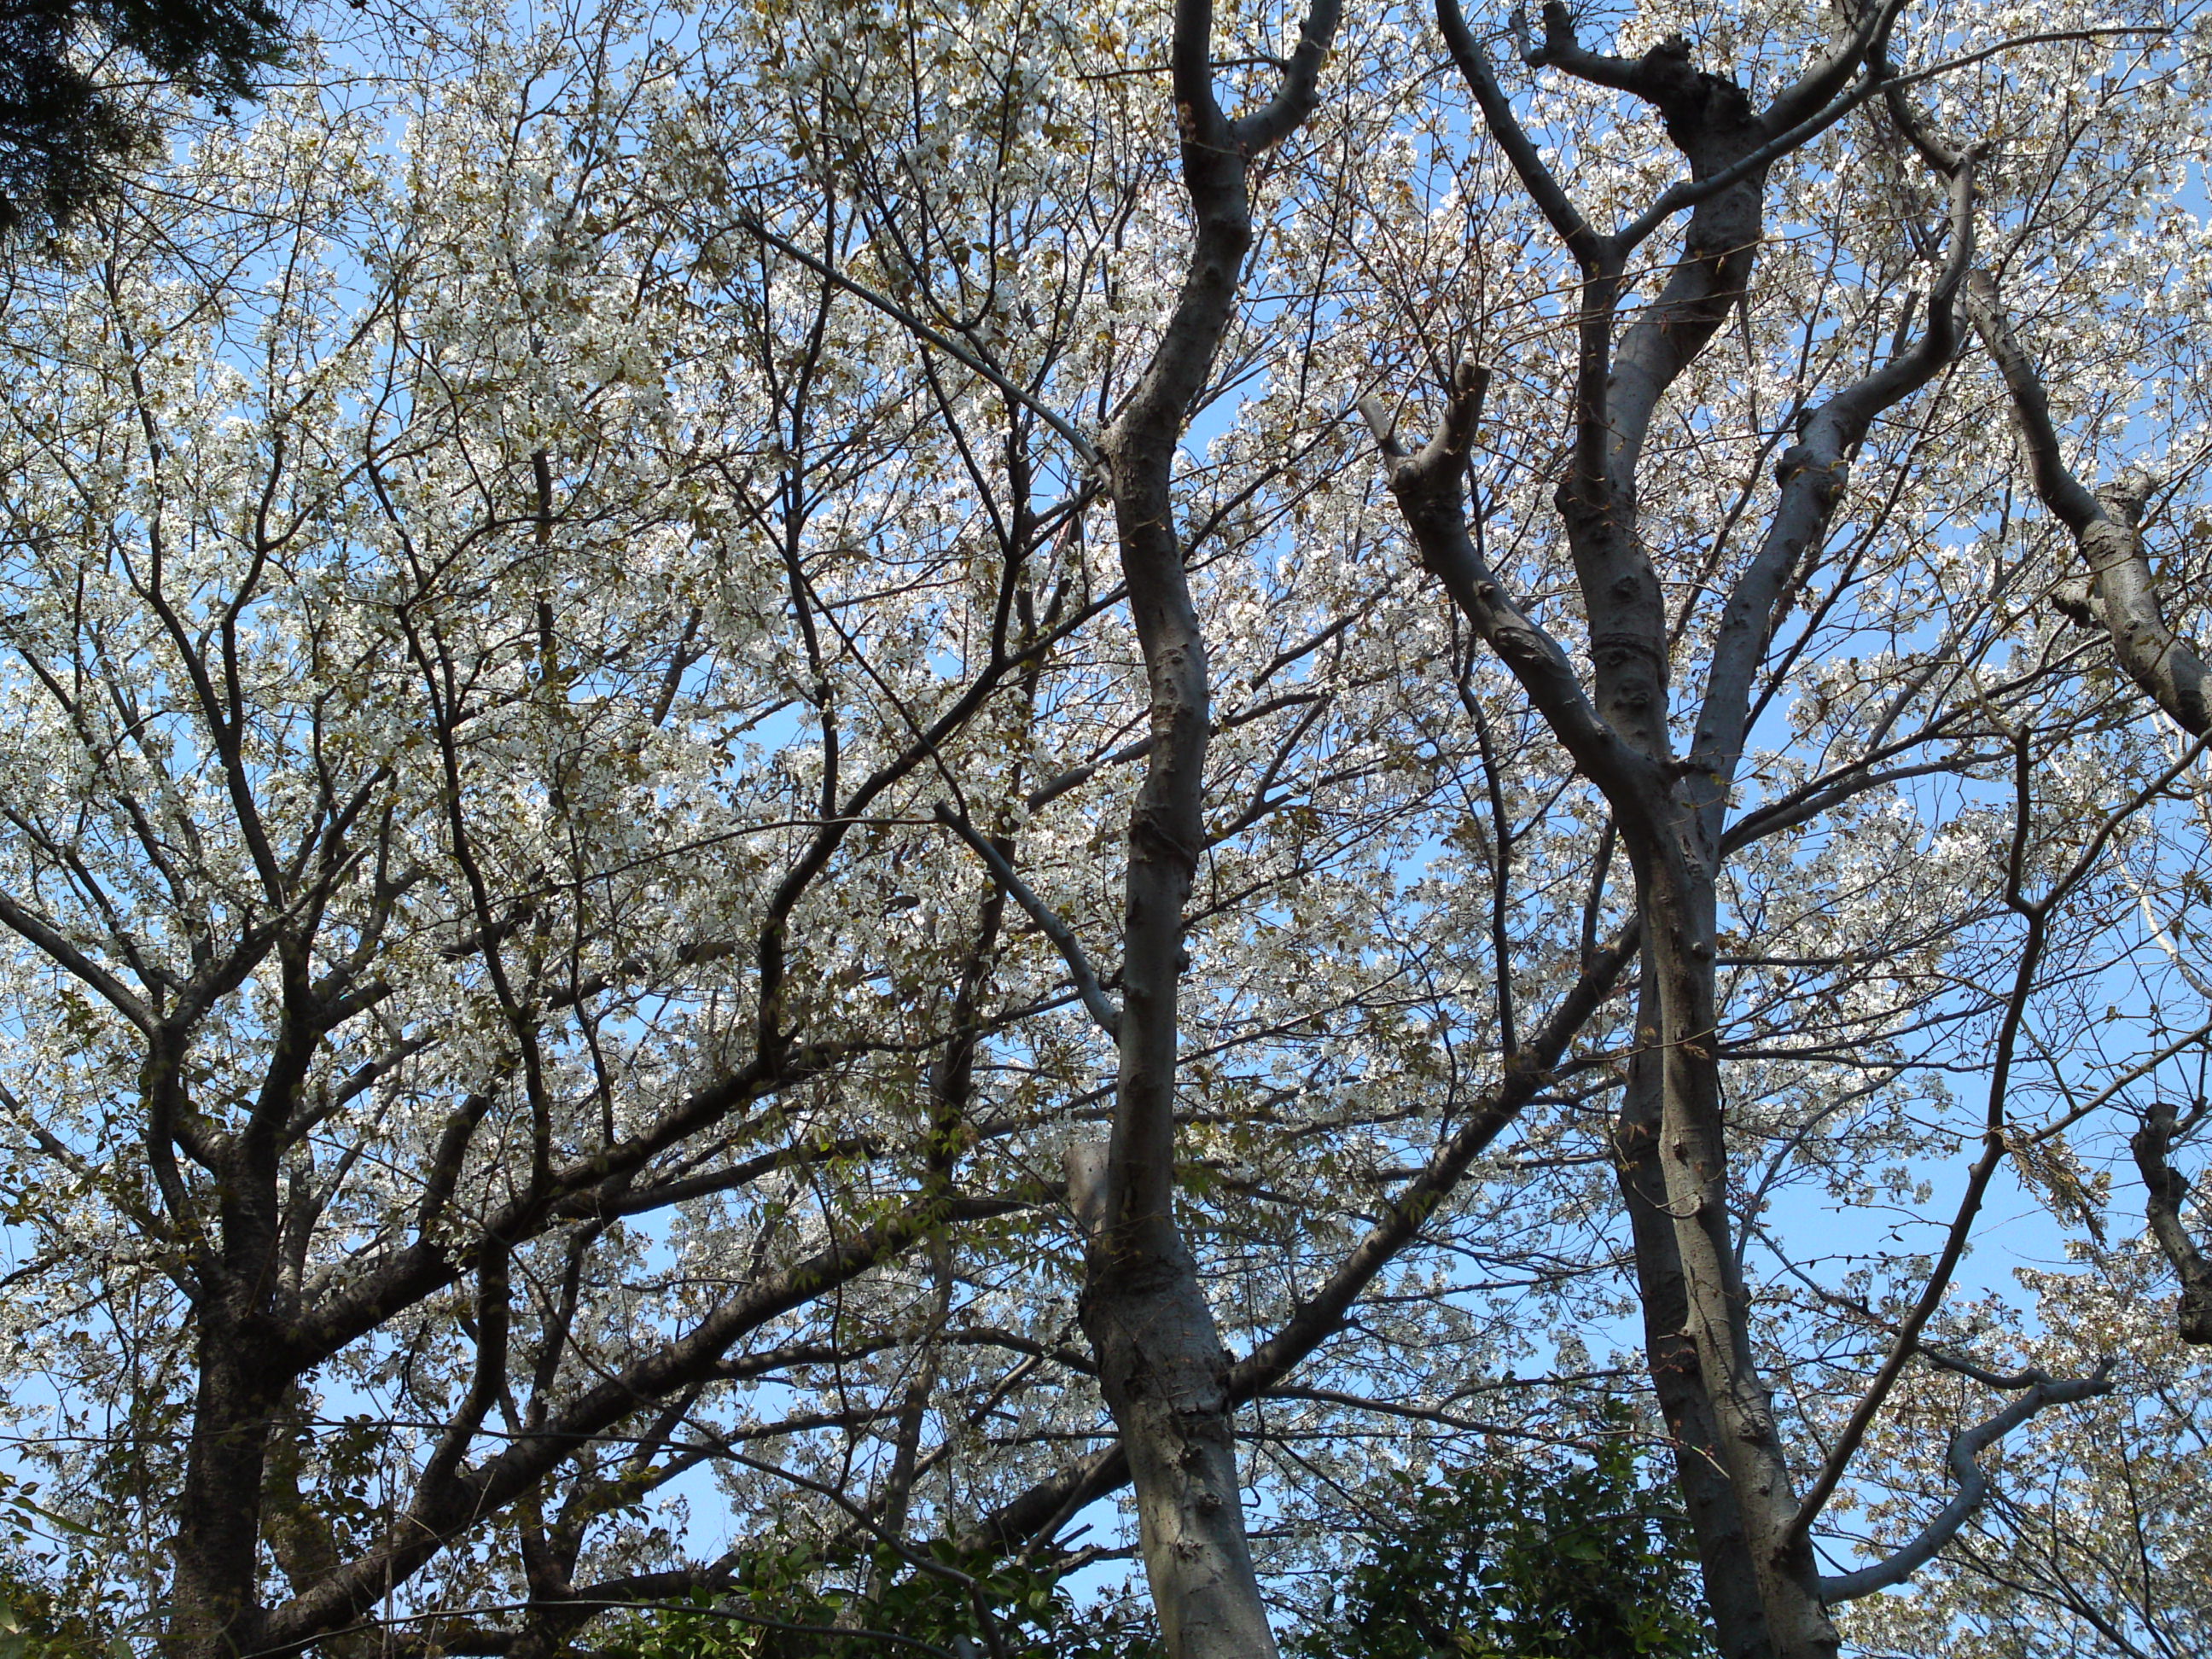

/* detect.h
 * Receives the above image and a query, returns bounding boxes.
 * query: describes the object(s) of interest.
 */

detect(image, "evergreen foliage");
[0,0,288,232]
[1292,1430,1718,1659]
[614,1545,1160,1659]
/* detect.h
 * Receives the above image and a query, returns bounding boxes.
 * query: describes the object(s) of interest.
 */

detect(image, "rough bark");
[1070,1140,1272,1659]
[1614,985,1776,1659]
[261,1388,381,1659]
[166,991,296,1659]
[174,1319,283,1658]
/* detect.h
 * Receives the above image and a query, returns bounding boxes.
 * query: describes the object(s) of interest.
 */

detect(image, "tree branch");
[934,802,1120,1039]
[1816,1360,2117,1602]
[2131,1100,2212,1342]
[1965,270,2212,734]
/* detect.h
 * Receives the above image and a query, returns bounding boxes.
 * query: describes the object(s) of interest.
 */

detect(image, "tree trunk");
[172,1317,281,1659]
[1073,3,1338,1652]
[1087,349,1279,1659]
[1069,1142,1277,1659]
[1633,847,1842,1659]
[1615,978,1778,1659]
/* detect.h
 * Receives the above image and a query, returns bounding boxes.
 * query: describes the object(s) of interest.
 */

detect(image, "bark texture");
[1077,2,1340,1651]
[2132,1102,2212,1343]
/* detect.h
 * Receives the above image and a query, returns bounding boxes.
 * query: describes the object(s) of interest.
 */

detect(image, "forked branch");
[1815,1359,2116,1602]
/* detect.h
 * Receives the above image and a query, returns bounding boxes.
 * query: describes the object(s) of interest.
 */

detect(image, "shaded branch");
[2131,1100,2212,1343]
[1816,1360,2117,1602]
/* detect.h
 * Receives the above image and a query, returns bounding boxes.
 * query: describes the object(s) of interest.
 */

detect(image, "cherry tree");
[0,2,2209,1658]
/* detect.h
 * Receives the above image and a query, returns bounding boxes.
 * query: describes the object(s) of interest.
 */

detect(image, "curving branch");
[1231,0,1342,151]
[1686,147,1978,854]
[1358,362,1670,831]
[934,802,1121,1039]
[1965,271,2212,736]
[1817,1360,2116,1602]
[2131,1100,2212,1343]
[1437,0,1602,264]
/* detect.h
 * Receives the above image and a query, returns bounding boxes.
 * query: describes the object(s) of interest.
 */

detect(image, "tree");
[0,0,290,234]
[0,2,2209,1658]
[1350,3,2157,1650]
[1289,1420,1717,1659]
[608,1542,1158,1659]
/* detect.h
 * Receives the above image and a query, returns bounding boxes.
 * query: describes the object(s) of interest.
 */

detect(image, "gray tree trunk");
[1371,11,1977,1648]
[1073,3,1339,1654]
